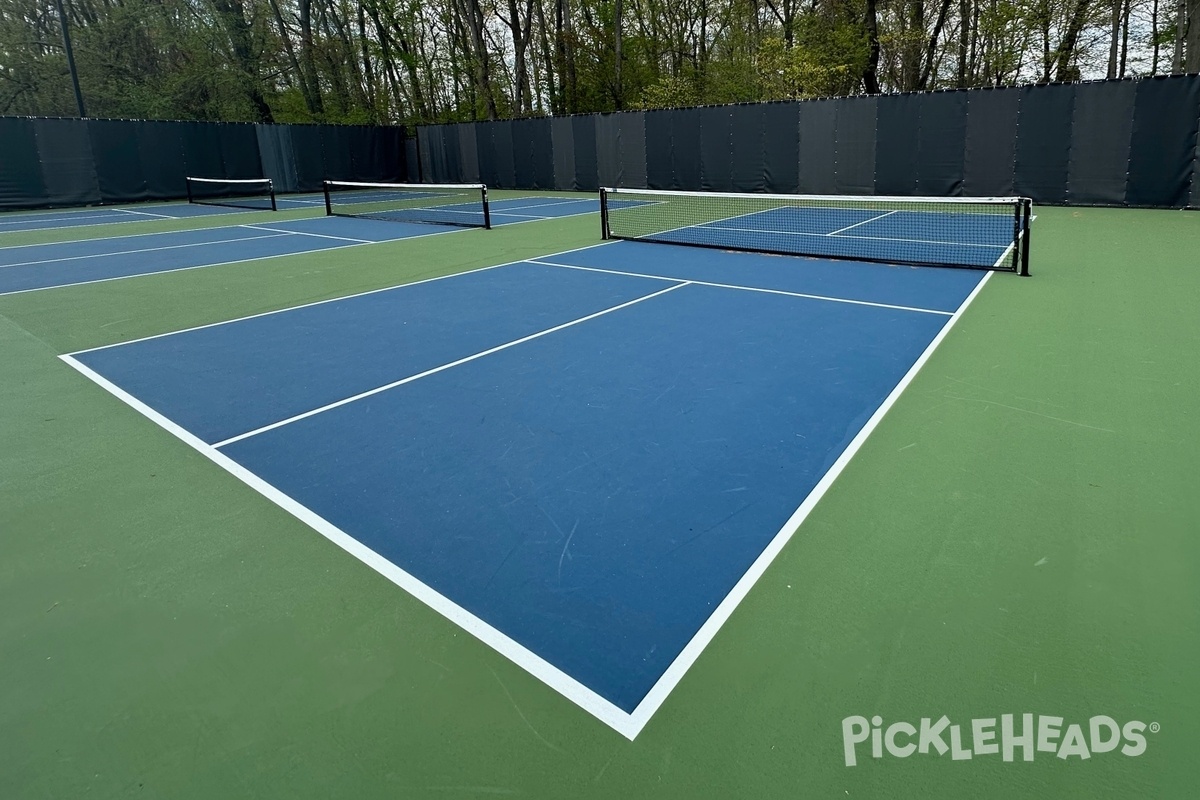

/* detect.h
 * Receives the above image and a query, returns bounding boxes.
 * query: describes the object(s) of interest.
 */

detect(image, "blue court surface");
[0,196,607,294]
[64,239,988,736]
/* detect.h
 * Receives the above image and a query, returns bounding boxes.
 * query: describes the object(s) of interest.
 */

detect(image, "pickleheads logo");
[842,714,1158,767]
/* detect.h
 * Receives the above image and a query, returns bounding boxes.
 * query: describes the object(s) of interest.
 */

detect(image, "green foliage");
[756,32,866,100]
[639,75,701,109]
[0,0,1190,122]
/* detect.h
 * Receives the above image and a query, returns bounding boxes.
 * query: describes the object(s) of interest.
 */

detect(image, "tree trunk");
[457,0,499,119]
[902,0,926,89]
[1107,0,1121,79]
[209,0,274,122]
[1152,0,1161,73]
[862,0,881,93]
[1187,0,1200,72]
[957,0,971,87]
[614,0,624,109]
[1054,0,1093,81]
[297,0,326,117]
[1119,0,1130,76]
[358,4,377,115]
[918,0,955,89]
[555,0,578,113]
[505,0,535,113]
[266,0,314,114]
[535,0,558,113]
[1174,0,1186,72]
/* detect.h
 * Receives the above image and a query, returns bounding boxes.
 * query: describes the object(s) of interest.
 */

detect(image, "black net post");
[1020,199,1032,277]
[482,186,491,229]
[1010,203,1021,272]
[323,180,333,216]
[600,188,610,239]
[268,179,277,211]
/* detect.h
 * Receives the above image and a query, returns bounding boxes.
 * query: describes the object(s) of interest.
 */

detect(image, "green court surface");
[1,198,1197,798]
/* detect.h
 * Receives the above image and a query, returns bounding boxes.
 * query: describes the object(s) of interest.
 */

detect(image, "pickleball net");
[185,177,277,211]
[323,181,491,229]
[600,188,1032,274]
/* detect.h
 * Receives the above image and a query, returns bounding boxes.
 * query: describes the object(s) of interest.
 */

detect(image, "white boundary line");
[0,232,289,270]
[527,260,953,316]
[57,354,642,739]
[64,240,619,355]
[211,283,689,448]
[622,270,995,734]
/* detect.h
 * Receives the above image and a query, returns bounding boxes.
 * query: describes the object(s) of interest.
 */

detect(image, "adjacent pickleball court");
[0,189,613,295]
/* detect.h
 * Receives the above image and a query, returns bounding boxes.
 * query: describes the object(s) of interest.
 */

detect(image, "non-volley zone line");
[69,244,963,447]
[65,242,990,738]
[527,259,954,316]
